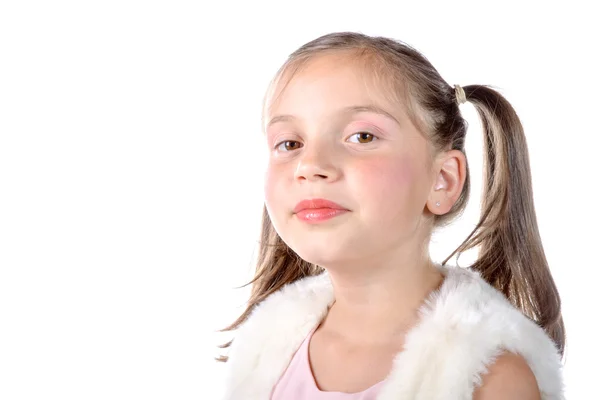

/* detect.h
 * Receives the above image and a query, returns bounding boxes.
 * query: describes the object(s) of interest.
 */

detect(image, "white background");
[1,1,598,398]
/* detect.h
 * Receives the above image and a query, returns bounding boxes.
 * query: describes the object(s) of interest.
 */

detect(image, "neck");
[320,257,445,346]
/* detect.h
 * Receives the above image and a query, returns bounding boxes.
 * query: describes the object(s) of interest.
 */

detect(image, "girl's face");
[263,55,435,268]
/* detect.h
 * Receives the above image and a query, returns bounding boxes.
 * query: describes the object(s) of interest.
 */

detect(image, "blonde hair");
[216,31,565,361]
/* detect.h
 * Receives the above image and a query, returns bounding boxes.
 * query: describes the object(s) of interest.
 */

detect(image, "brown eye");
[275,140,302,152]
[348,132,377,144]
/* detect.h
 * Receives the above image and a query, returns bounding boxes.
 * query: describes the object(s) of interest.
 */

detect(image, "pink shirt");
[270,327,385,399]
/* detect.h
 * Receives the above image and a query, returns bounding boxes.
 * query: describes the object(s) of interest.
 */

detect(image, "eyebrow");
[266,104,401,129]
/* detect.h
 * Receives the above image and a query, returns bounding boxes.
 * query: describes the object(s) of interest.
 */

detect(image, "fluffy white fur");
[222,263,565,399]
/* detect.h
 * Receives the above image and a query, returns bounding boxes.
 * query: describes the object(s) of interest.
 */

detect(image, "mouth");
[293,198,350,224]
[294,208,349,223]
[293,198,348,214]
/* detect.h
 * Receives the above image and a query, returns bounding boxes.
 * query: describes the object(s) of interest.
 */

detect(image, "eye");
[274,140,303,152]
[347,132,378,144]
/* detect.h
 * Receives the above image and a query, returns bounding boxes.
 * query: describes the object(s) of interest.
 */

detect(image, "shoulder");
[432,265,564,398]
[473,352,541,399]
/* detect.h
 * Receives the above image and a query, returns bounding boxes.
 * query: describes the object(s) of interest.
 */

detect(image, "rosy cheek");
[354,157,416,197]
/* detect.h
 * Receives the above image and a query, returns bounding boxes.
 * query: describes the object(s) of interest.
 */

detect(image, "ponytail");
[441,85,566,357]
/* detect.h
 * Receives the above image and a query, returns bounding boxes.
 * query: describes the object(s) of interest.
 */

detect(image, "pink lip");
[293,198,349,223]
[295,208,349,223]
[293,198,347,213]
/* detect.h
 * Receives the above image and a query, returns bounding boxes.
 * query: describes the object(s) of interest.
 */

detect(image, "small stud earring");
[435,201,440,207]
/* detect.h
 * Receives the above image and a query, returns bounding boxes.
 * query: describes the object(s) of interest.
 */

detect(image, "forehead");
[265,54,407,127]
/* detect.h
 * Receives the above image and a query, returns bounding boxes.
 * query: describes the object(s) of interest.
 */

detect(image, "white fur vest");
[222,263,565,399]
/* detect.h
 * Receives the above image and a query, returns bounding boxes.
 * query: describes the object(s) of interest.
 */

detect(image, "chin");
[288,239,356,268]
[275,214,363,266]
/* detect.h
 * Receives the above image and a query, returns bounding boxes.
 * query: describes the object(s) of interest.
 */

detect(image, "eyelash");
[273,132,379,152]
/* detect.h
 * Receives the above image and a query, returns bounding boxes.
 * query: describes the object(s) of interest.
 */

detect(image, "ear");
[427,149,467,215]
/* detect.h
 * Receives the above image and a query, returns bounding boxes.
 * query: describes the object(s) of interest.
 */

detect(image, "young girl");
[217,32,565,399]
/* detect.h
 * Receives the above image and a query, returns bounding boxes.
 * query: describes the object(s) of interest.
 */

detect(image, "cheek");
[353,156,427,238]
[263,167,278,204]
[263,163,289,212]
[354,156,418,199]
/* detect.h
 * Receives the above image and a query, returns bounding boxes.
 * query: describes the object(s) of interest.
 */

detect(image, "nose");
[294,146,340,182]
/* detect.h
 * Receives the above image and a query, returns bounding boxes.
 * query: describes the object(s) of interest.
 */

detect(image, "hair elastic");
[454,84,467,105]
